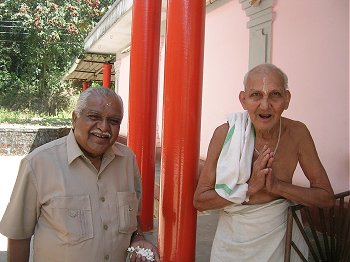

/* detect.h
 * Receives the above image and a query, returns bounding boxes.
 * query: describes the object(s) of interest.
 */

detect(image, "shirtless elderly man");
[193,63,334,261]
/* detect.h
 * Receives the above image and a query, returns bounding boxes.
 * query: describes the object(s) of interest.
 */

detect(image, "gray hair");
[243,63,288,90]
[74,87,123,117]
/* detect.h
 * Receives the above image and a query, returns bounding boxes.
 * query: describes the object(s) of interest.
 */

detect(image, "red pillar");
[82,81,89,91]
[102,63,112,88]
[127,0,162,231]
[158,0,206,261]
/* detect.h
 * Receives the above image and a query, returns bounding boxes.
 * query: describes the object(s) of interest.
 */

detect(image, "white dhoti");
[210,199,308,262]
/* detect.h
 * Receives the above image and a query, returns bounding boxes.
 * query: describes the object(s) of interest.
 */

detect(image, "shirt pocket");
[49,195,94,244]
[117,192,138,234]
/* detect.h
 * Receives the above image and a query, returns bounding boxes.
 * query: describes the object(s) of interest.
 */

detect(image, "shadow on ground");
[0,251,6,262]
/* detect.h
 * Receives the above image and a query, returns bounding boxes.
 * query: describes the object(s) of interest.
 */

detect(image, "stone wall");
[0,126,70,156]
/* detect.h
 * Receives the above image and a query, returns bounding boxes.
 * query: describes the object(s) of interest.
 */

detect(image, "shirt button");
[104,225,108,230]
[104,254,109,260]
[100,197,105,202]
[68,210,78,218]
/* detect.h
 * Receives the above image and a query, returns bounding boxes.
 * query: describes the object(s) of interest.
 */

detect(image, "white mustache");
[91,129,111,138]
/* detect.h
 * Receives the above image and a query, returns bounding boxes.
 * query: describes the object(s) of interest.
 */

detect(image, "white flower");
[127,246,155,261]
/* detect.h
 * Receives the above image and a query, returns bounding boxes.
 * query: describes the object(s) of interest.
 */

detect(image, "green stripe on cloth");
[223,125,235,145]
[215,184,232,195]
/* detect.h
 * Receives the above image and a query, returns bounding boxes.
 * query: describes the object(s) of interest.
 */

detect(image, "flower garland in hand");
[127,246,155,261]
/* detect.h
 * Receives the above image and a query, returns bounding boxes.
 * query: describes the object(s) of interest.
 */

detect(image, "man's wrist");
[131,231,145,242]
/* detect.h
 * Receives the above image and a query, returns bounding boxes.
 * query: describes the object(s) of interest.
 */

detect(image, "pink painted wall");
[200,0,249,158]
[116,0,349,193]
[117,0,249,157]
[272,0,349,193]
[199,0,350,192]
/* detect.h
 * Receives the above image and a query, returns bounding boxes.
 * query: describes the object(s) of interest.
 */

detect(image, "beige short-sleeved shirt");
[0,130,142,262]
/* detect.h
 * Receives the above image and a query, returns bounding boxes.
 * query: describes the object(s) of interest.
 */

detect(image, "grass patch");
[0,108,72,126]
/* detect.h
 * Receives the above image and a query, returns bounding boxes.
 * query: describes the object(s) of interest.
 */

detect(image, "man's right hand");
[247,146,274,196]
[7,238,31,262]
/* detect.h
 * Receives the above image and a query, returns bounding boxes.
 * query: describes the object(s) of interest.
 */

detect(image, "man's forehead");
[86,94,119,106]
[82,107,123,119]
[84,96,122,112]
[250,69,282,80]
[247,72,284,89]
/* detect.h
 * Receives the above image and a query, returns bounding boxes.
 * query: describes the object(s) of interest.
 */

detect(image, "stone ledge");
[0,125,70,156]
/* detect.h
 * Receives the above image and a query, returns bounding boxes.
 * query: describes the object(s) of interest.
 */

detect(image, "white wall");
[157,38,165,148]
[116,54,131,137]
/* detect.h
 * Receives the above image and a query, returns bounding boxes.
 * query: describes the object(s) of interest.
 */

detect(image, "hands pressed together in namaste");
[247,145,280,197]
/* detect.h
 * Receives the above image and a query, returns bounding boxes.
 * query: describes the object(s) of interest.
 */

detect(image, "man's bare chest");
[270,151,299,182]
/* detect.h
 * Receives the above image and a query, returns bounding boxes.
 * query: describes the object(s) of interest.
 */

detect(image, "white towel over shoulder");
[215,111,255,204]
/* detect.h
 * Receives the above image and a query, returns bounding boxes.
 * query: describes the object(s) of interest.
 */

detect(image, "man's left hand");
[129,238,160,262]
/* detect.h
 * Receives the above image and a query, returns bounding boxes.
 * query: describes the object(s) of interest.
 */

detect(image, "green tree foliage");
[0,0,114,114]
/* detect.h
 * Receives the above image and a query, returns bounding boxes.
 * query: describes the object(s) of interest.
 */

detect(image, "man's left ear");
[72,111,77,129]
[284,90,291,109]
